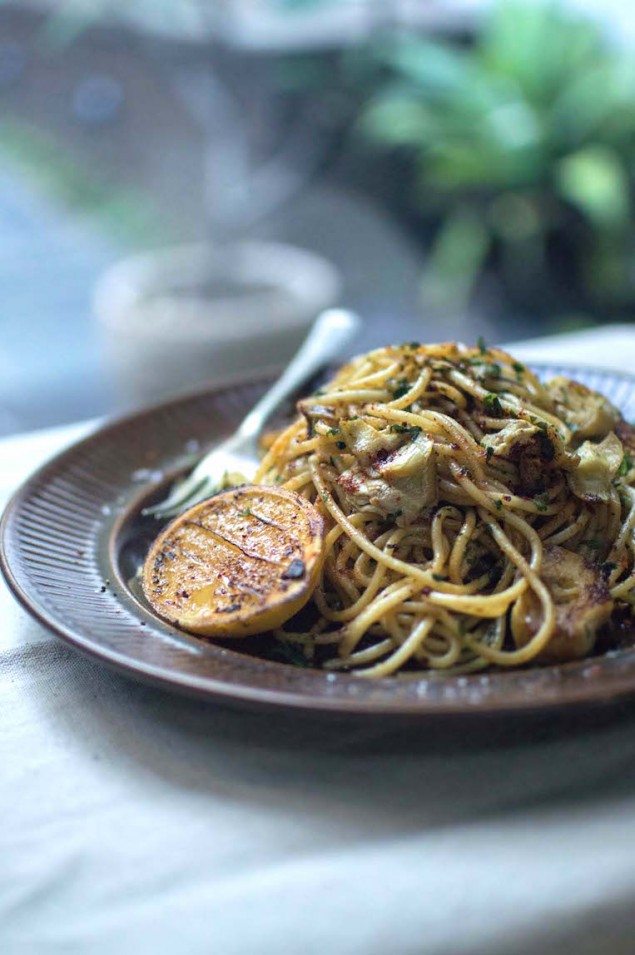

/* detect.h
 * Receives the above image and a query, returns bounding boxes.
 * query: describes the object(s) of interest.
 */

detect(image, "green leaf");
[421,208,491,308]
[556,146,630,229]
[359,89,435,148]
[377,38,471,98]
[550,64,635,148]
[481,1,602,106]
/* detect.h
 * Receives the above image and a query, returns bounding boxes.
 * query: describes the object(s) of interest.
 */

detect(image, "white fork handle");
[234,308,362,443]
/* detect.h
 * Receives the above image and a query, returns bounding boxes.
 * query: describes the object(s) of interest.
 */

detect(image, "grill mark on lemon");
[183,520,283,565]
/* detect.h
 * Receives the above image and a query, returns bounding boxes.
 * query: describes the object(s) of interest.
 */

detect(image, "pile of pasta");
[255,342,635,677]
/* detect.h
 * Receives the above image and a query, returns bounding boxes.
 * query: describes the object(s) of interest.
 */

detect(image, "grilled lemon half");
[143,485,324,637]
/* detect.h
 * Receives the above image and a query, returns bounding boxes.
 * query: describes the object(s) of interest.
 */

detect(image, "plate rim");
[4,361,635,718]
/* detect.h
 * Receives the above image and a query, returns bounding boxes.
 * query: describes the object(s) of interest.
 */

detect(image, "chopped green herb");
[240,507,252,517]
[485,446,494,461]
[494,499,503,511]
[389,424,421,438]
[391,378,410,399]
[533,492,550,512]
[512,362,525,376]
[477,335,488,355]
[529,415,549,431]
[270,639,311,668]
[618,453,633,477]
[406,341,420,349]
[432,573,449,582]
[583,538,601,550]
[392,387,409,400]
[483,362,502,379]
[327,427,341,436]
[483,393,503,417]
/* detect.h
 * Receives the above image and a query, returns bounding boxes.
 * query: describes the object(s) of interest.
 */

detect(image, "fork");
[143,308,362,518]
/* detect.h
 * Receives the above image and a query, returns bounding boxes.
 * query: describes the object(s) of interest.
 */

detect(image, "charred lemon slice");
[142,485,324,637]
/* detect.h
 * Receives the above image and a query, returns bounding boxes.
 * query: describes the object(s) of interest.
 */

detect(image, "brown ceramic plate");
[2,363,635,719]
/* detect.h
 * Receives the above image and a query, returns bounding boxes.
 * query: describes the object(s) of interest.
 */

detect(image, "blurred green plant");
[0,120,165,245]
[38,0,635,319]
[356,0,635,315]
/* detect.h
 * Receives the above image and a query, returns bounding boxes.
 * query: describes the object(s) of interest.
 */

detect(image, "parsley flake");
[390,378,410,399]
[584,538,601,550]
[483,362,502,379]
[390,424,421,438]
[271,640,311,668]
[483,393,503,417]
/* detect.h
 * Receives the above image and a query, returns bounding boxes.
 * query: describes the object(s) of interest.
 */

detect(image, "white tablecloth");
[3,326,635,955]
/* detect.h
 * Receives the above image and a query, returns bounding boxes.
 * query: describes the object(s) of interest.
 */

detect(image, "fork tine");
[142,475,214,518]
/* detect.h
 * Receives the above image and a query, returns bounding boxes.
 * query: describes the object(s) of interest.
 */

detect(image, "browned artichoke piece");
[511,546,613,662]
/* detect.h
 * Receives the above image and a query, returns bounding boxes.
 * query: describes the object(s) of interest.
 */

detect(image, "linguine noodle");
[255,342,635,677]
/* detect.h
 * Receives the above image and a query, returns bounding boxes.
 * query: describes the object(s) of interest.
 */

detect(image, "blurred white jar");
[94,241,341,407]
